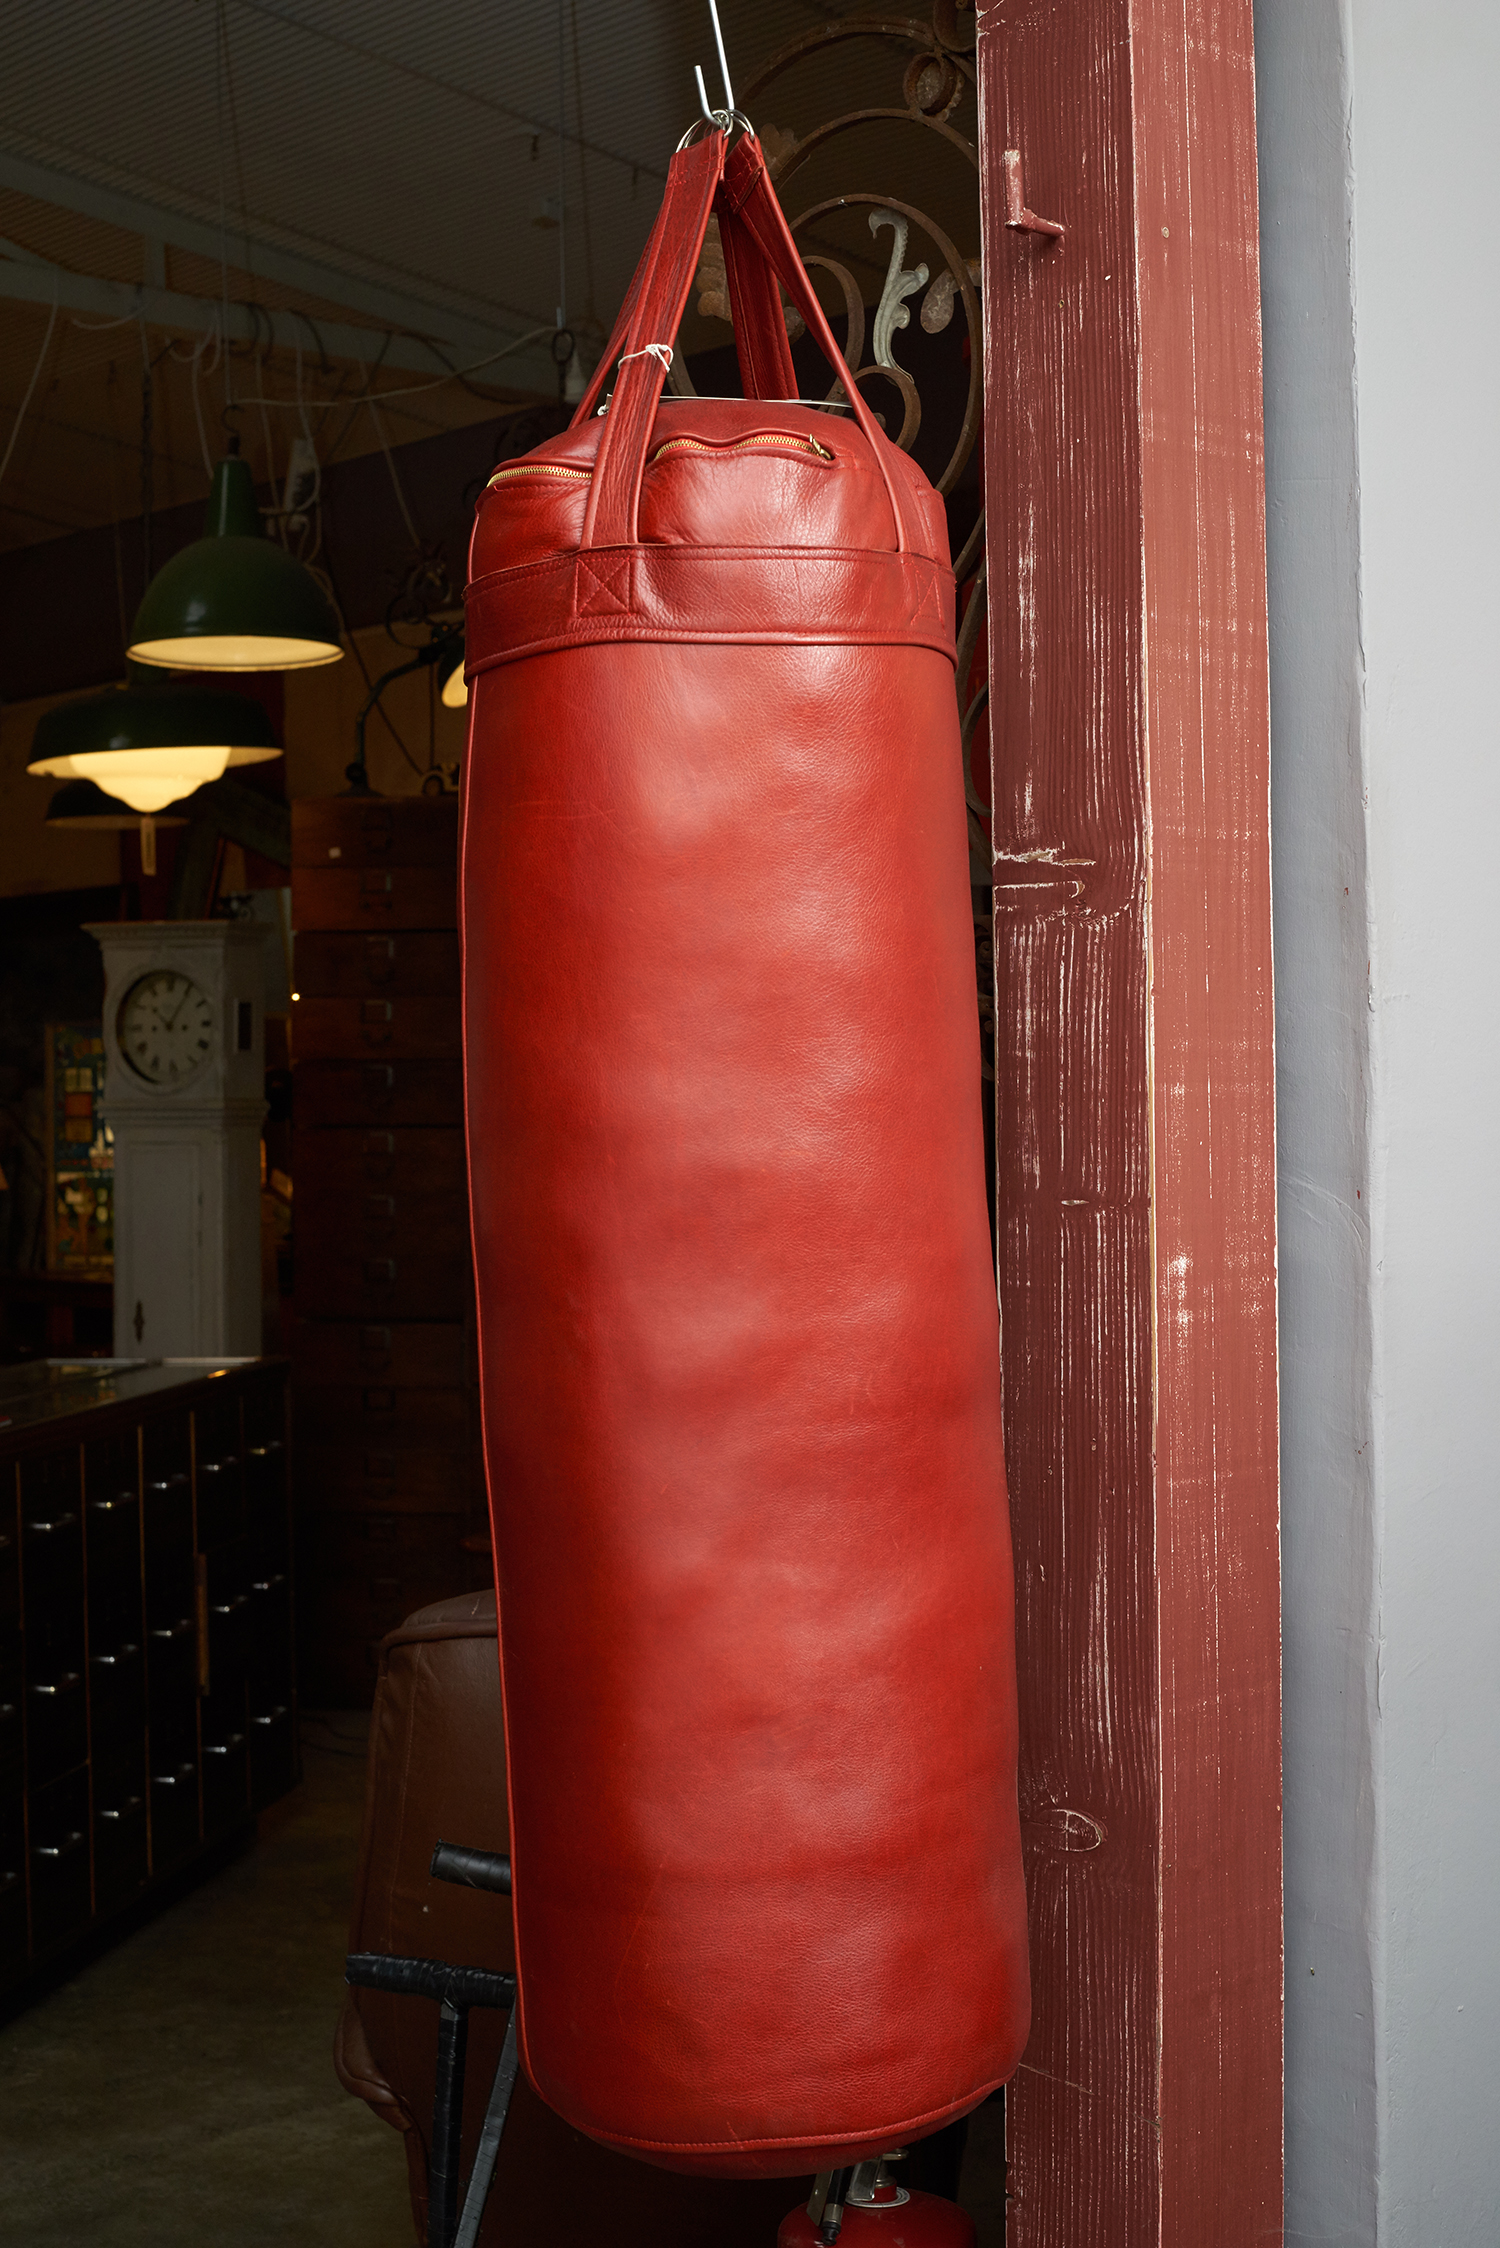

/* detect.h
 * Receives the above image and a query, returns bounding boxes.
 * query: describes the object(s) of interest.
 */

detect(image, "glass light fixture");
[42,777,189,876]
[28,678,281,873]
[127,440,343,672]
[441,649,468,708]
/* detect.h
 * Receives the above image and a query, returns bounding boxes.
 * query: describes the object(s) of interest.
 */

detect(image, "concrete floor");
[0,1714,1009,2246]
[0,1714,412,2248]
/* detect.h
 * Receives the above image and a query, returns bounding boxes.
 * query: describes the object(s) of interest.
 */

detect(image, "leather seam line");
[466,626,959,674]
[466,546,952,596]
[566,2078,1007,2153]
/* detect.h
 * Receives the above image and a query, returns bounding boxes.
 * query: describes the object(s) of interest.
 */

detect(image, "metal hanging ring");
[676,108,757,152]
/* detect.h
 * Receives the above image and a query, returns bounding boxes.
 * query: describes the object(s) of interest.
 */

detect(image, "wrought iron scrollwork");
[707,4,994,1098]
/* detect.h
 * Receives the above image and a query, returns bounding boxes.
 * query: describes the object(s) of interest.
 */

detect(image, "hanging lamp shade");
[127,443,343,671]
[440,647,468,708]
[28,677,281,812]
[42,778,190,830]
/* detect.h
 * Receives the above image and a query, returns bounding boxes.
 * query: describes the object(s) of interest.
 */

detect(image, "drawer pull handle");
[147,1474,189,1493]
[211,1594,249,1615]
[31,1673,81,1696]
[204,1733,246,1756]
[251,1574,288,1593]
[34,1831,86,1861]
[150,1618,194,1641]
[152,1764,196,1788]
[91,1645,140,1667]
[252,1705,289,1727]
[99,1797,144,1822]
[27,1512,77,1534]
[90,1492,138,1513]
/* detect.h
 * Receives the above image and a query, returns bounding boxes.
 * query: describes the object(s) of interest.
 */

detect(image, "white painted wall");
[1256,3,1500,2240]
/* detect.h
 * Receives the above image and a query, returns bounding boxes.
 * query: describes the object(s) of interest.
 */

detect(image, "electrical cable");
[229,325,555,413]
[0,281,60,493]
[364,380,423,547]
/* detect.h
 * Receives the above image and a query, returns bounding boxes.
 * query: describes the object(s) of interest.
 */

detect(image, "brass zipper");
[488,431,834,491]
[487,462,592,488]
[651,432,834,463]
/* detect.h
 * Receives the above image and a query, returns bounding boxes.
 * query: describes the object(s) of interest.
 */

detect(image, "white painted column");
[1256,2,1500,2238]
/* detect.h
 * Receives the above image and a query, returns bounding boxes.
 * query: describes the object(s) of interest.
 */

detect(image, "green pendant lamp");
[28,675,281,873]
[128,438,343,672]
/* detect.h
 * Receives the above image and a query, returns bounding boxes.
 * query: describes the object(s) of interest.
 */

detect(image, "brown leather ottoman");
[335,1591,812,2244]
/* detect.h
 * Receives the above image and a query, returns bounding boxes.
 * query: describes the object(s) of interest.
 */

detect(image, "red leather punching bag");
[461,122,1029,2179]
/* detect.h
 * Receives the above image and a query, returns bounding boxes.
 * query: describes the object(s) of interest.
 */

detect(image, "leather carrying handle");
[570,139,796,420]
[575,131,911,556]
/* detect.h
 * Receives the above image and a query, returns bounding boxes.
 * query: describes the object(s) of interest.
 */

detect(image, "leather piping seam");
[465,542,948,593]
[465,622,958,674]
[547,2077,1007,2154]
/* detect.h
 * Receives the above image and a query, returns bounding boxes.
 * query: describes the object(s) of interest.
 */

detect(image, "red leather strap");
[568,165,686,429]
[580,135,726,551]
[576,129,914,558]
[717,137,913,554]
[718,179,799,404]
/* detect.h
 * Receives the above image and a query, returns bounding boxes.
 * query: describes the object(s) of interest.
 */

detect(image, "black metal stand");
[345,1841,516,2248]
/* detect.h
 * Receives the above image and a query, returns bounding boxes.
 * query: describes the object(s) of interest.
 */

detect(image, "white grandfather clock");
[86,920,269,1359]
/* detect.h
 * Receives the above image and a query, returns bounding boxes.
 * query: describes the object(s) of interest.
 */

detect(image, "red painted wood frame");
[976,5,1282,2243]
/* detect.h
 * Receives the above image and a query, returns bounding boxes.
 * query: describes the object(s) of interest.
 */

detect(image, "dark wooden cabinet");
[0,1358,295,2001]
[291,797,488,1704]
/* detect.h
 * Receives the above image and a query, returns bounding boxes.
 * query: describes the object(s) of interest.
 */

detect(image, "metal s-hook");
[708,0,734,114]
[687,0,746,137]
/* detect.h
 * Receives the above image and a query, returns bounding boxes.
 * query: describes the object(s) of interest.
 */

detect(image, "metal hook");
[690,0,739,132]
[708,0,734,115]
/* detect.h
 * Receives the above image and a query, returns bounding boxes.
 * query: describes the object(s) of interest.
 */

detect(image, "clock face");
[117,970,216,1087]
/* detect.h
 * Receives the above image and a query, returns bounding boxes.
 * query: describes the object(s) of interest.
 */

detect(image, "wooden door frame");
[976,5,1282,2241]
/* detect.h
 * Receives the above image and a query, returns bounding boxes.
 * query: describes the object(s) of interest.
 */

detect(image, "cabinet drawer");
[298,1181,469,1257]
[295,931,460,998]
[0,1782,26,1985]
[25,1659,87,1789]
[149,1750,200,1870]
[290,1320,468,1388]
[300,1447,477,1512]
[295,1128,468,1196]
[201,1682,252,1838]
[292,994,461,1060]
[20,1452,84,1669]
[250,1703,298,1809]
[89,1636,146,1753]
[292,796,457,870]
[295,1060,463,1128]
[94,1760,150,1917]
[292,865,456,932]
[301,1508,472,1579]
[85,1436,143,1644]
[29,1768,92,1959]
[295,1245,471,1323]
[295,1385,468,1449]
[0,1504,17,1638]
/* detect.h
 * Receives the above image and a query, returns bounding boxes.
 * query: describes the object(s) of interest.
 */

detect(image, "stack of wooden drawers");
[2,1359,295,2001]
[290,796,488,1705]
